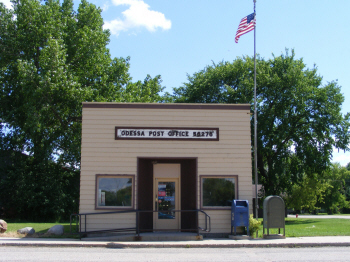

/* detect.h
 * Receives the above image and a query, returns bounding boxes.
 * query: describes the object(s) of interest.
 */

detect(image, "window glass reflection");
[98,177,132,207]
[202,178,236,207]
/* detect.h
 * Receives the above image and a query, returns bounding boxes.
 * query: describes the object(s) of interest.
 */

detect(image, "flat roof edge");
[82,103,251,110]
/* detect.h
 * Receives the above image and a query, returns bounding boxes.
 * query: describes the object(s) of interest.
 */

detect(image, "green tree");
[0,0,164,220]
[0,154,79,221]
[0,0,164,166]
[345,162,350,213]
[285,172,328,213]
[172,50,350,196]
[319,163,350,214]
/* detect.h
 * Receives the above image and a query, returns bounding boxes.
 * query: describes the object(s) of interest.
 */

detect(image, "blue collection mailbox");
[231,200,249,236]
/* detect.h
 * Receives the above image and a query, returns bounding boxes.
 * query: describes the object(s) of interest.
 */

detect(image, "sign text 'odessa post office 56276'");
[115,127,219,141]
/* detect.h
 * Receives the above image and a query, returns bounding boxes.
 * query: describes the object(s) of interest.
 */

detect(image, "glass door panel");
[157,182,175,219]
[154,178,180,230]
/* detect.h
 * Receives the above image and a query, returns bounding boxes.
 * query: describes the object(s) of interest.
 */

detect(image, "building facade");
[80,103,252,235]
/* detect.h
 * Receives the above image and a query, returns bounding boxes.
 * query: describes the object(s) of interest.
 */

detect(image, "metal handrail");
[198,210,211,232]
[70,209,211,240]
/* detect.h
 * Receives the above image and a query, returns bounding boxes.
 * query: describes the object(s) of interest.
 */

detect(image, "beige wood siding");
[80,103,252,234]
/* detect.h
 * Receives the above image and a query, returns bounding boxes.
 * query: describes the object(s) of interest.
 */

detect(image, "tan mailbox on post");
[263,195,285,239]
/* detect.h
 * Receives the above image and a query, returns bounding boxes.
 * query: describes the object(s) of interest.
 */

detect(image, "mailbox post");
[231,200,249,236]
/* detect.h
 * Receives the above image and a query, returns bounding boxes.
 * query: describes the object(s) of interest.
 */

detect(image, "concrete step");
[82,232,203,242]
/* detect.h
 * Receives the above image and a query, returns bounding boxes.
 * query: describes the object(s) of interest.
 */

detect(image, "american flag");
[235,13,255,43]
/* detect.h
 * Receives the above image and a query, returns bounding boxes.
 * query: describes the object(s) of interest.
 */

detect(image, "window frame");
[200,175,238,210]
[95,174,135,210]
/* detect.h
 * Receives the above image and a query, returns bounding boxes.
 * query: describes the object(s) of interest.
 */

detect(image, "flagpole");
[253,0,258,220]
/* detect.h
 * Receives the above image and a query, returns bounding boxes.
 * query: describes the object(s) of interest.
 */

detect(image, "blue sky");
[2,0,349,166]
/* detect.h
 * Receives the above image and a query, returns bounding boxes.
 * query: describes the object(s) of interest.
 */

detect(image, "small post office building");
[80,102,252,236]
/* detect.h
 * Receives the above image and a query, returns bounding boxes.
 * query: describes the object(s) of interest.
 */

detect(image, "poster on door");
[158,191,166,197]
[164,196,174,202]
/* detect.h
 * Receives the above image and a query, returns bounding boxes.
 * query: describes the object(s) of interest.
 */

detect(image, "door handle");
[155,194,158,211]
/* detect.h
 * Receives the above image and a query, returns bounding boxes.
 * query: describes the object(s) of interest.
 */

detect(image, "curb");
[1,240,350,248]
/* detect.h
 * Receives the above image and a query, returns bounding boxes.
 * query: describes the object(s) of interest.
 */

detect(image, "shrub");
[249,214,261,237]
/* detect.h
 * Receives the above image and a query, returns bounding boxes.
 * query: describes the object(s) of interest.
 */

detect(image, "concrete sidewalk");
[1,236,350,248]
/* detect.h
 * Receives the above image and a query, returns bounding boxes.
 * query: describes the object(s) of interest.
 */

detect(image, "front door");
[153,164,180,230]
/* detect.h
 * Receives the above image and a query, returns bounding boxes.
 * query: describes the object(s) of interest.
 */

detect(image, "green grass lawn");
[1,220,78,238]
[256,218,350,238]
[2,217,350,239]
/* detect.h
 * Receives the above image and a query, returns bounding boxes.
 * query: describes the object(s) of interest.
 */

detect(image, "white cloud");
[0,0,13,9]
[104,0,171,36]
[101,3,110,12]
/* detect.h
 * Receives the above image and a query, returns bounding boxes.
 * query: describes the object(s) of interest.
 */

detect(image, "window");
[96,175,134,209]
[201,176,237,209]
